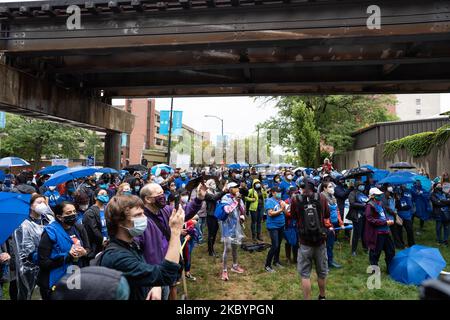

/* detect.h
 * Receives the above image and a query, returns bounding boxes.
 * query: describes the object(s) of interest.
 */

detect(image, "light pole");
[204,115,224,165]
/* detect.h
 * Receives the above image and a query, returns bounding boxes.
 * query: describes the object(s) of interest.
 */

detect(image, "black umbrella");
[122,164,148,173]
[341,166,374,180]
[389,162,416,169]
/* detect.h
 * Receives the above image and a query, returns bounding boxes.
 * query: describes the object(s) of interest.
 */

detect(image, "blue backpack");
[214,201,228,221]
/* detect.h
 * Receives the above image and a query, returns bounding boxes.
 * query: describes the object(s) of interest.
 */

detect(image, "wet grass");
[187,220,450,300]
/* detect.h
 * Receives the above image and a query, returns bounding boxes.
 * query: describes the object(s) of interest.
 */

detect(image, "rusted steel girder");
[0,62,135,133]
[1,0,449,53]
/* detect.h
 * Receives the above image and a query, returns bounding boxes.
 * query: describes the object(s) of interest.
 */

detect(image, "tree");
[258,95,398,167]
[0,113,103,170]
[82,130,104,163]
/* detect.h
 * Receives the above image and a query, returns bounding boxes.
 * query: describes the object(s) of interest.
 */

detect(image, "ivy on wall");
[383,124,450,159]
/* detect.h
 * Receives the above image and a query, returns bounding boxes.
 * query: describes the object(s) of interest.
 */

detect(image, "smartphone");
[174,194,180,211]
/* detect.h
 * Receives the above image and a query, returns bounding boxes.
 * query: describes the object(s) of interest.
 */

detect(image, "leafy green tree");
[258,95,397,167]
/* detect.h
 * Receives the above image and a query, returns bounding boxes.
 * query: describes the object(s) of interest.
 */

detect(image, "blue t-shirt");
[279,179,296,201]
[99,209,108,239]
[265,197,285,230]
[175,177,190,190]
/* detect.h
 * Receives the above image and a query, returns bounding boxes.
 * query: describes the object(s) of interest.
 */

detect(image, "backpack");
[296,193,327,243]
[214,201,229,221]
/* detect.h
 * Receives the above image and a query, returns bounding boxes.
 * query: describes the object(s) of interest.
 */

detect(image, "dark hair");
[30,193,45,206]
[94,188,108,197]
[321,181,333,193]
[73,191,90,208]
[105,195,144,237]
[53,201,75,217]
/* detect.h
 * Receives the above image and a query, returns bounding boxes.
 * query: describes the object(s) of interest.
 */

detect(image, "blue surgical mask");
[275,192,282,199]
[358,185,365,192]
[124,191,132,196]
[122,216,148,237]
[100,184,108,190]
[97,194,110,204]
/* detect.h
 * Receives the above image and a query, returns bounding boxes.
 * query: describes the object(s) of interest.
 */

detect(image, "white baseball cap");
[227,182,239,189]
[369,187,383,197]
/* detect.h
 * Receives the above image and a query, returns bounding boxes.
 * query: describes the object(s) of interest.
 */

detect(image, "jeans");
[250,204,264,237]
[398,219,415,247]
[436,220,450,243]
[265,227,284,267]
[326,228,336,264]
[183,239,195,272]
[207,215,219,254]
[369,233,395,272]
[197,217,206,243]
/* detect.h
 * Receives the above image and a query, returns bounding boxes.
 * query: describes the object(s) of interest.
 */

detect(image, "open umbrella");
[341,166,374,180]
[43,166,98,187]
[0,157,30,167]
[150,164,174,176]
[122,164,148,173]
[227,163,242,170]
[0,192,31,245]
[96,167,119,174]
[378,171,417,185]
[37,165,68,175]
[390,245,446,285]
[360,165,390,183]
[390,162,416,169]
[255,163,270,168]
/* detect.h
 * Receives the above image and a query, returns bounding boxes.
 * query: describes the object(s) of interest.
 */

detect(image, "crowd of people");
[0,159,449,300]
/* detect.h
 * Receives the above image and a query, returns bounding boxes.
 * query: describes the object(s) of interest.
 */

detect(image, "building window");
[416,98,421,106]
[416,109,421,115]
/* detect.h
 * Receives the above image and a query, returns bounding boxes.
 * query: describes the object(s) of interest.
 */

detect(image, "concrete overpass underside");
[0,0,450,167]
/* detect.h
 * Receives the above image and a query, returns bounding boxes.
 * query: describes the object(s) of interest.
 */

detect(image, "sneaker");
[231,265,245,274]
[273,262,284,269]
[221,270,229,281]
[185,273,196,281]
[265,266,276,273]
[318,295,326,300]
[329,261,342,269]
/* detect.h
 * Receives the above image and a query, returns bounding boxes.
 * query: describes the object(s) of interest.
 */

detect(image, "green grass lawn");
[186,219,450,300]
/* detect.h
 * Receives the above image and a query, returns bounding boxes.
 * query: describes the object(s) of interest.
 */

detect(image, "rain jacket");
[220,193,245,245]
[245,179,268,212]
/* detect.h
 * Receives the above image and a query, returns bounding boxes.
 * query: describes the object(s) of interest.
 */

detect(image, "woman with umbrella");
[430,183,450,246]
[12,194,54,300]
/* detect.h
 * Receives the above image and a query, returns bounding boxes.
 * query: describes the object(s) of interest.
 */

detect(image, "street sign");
[51,158,69,166]
[87,155,95,166]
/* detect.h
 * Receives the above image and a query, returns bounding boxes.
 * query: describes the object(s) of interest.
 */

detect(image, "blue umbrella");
[227,163,242,170]
[360,165,390,182]
[390,245,446,285]
[255,163,270,168]
[37,165,68,175]
[96,167,119,174]
[44,166,98,187]
[378,171,417,185]
[0,157,30,167]
[150,164,173,176]
[0,192,31,245]
[411,174,432,192]
[237,162,249,169]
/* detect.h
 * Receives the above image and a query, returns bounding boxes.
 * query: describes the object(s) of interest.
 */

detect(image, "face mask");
[245,173,250,178]
[357,185,365,192]
[181,174,186,179]
[123,216,148,237]
[97,194,110,204]
[134,186,141,192]
[287,175,293,180]
[62,214,78,226]
[34,203,48,215]
[123,191,132,196]
[387,187,394,193]
[27,180,32,185]
[235,174,241,180]
[79,204,89,211]
[255,183,261,189]
[275,192,282,199]
[261,175,266,180]
[223,175,229,179]
[153,194,166,209]
[100,184,108,190]
[181,196,189,203]
[275,178,280,183]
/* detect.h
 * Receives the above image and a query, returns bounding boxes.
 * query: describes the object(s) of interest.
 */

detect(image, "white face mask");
[387,187,394,193]
[79,204,89,211]
[287,175,293,180]
[181,196,189,203]
[123,216,148,237]
[34,202,48,215]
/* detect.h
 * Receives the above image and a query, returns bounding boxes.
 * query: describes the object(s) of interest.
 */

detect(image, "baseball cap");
[369,187,383,197]
[227,182,239,189]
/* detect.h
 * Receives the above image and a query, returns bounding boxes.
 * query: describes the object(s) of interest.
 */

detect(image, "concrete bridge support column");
[104,131,121,170]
